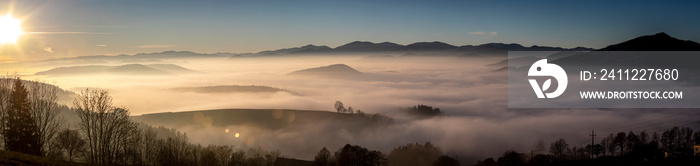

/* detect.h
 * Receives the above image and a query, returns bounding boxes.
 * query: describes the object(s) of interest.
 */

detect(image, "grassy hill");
[131,108,392,130]
[0,150,90,166]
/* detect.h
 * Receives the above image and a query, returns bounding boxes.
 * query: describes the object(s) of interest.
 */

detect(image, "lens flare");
[0,15,22,44]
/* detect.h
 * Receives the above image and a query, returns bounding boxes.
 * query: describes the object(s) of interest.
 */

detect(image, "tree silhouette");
[333,144,387,166]
[614,132,627,156]
[388,142,442,166]
[3,78,41,156]
[334,101,346,113]
[54,129,86,162]
[549,138,569,160]
[625,131,641,154]
[405,105,443,117]
[27,80,65,157]
[313,147,331,166]
[497,150,526,166]
[74,88,139,165]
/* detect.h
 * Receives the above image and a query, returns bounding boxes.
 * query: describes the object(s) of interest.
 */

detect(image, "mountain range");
[11,32,699,65]
[244,41,595,56]
[243,32,700,56]
[35,64,198,76]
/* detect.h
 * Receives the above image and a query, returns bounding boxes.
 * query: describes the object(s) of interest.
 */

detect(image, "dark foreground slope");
[0,150,91,166]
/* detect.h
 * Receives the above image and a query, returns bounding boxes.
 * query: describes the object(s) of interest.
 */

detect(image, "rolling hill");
[553,32,700,68]
[599,32,700,51]
[289,64,362,77]
[35,64,197,76]
[171,85,298,95]
[0,150,90,166]
[131,109,392,130]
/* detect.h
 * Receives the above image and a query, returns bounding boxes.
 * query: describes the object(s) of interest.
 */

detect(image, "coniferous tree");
[4,78,41,155]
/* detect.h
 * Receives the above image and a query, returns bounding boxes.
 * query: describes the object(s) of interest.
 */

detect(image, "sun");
[0,15,22,44]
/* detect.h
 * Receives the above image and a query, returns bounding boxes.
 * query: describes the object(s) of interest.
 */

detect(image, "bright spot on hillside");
[0,15,22,44]
[235,133,240,138]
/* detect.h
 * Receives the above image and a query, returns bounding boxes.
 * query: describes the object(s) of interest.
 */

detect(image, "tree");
[614,132,626,156]
[694,131,700,145]
[0,75,15,151]
[661,126,694,157]
[497,150,526,166]
[405,105,443,117]
[388,142,442,166]
[599,135,612,157]
[334,101,346,113]
[54,129,86,162]
[74,88,139,165]
[314,147,331,166]
[592,144,602,158]
[27,80,65,157]
[347,107,354,114]
[550,138,569,160]
[333,144,387,166]
[625,131,641,154]
[229,150,246,166]
[0,77,64,157]
[3,78,41,156]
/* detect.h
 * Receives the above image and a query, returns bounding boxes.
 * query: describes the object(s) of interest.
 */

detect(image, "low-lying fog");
[3,54,698,163]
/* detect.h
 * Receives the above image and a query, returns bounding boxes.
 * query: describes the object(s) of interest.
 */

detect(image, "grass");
[0,150,91,166]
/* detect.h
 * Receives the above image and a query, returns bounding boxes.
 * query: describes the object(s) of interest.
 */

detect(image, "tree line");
[0,77,283,165]
[475,127,700,166]
[313,142,459,166]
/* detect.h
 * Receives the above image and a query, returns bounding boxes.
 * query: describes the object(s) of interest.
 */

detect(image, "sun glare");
[0,15,22,44]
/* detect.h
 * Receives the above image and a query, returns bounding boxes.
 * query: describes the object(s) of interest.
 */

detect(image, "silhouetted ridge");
[599,32,700,51]
[404,41,457,50]
[257,44,332,55]
[35,64,197,76]
[334,41,403,52]
[290,64,362,76]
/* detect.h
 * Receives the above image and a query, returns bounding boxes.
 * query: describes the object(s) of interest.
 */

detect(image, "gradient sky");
[1,0,699,61]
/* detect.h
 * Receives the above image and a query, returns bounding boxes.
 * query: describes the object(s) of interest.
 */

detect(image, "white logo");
[528,59,567,98]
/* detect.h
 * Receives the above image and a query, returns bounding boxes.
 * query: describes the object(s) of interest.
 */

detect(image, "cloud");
[468,31,498,36]
[26,32,113,35]
[97,44,107,47]
[43,47,53,53]
[137,45,175,49]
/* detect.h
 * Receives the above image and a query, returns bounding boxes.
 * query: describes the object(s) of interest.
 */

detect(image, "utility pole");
[590,129,596,159]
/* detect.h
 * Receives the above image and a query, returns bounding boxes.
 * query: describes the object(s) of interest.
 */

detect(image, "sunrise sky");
[1,0,699,61]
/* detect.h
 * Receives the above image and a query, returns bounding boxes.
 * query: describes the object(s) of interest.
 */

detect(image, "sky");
[1,0,700,61]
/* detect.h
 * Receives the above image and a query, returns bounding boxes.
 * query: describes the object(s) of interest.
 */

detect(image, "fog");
[2,54,697,163]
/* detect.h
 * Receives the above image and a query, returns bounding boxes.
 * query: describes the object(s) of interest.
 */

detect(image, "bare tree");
[27,80,65,156]
[550,138,569,160]
[142,127,157,165]
[54,129,86,162]
[314,147,331,166]
[74,88,138,165]
[0,74,19,150]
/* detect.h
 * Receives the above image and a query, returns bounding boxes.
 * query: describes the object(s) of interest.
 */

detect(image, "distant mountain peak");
[405,41,457,50]
[599,32,700,51]
[289,64,362,76]
[334,41,403,52]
